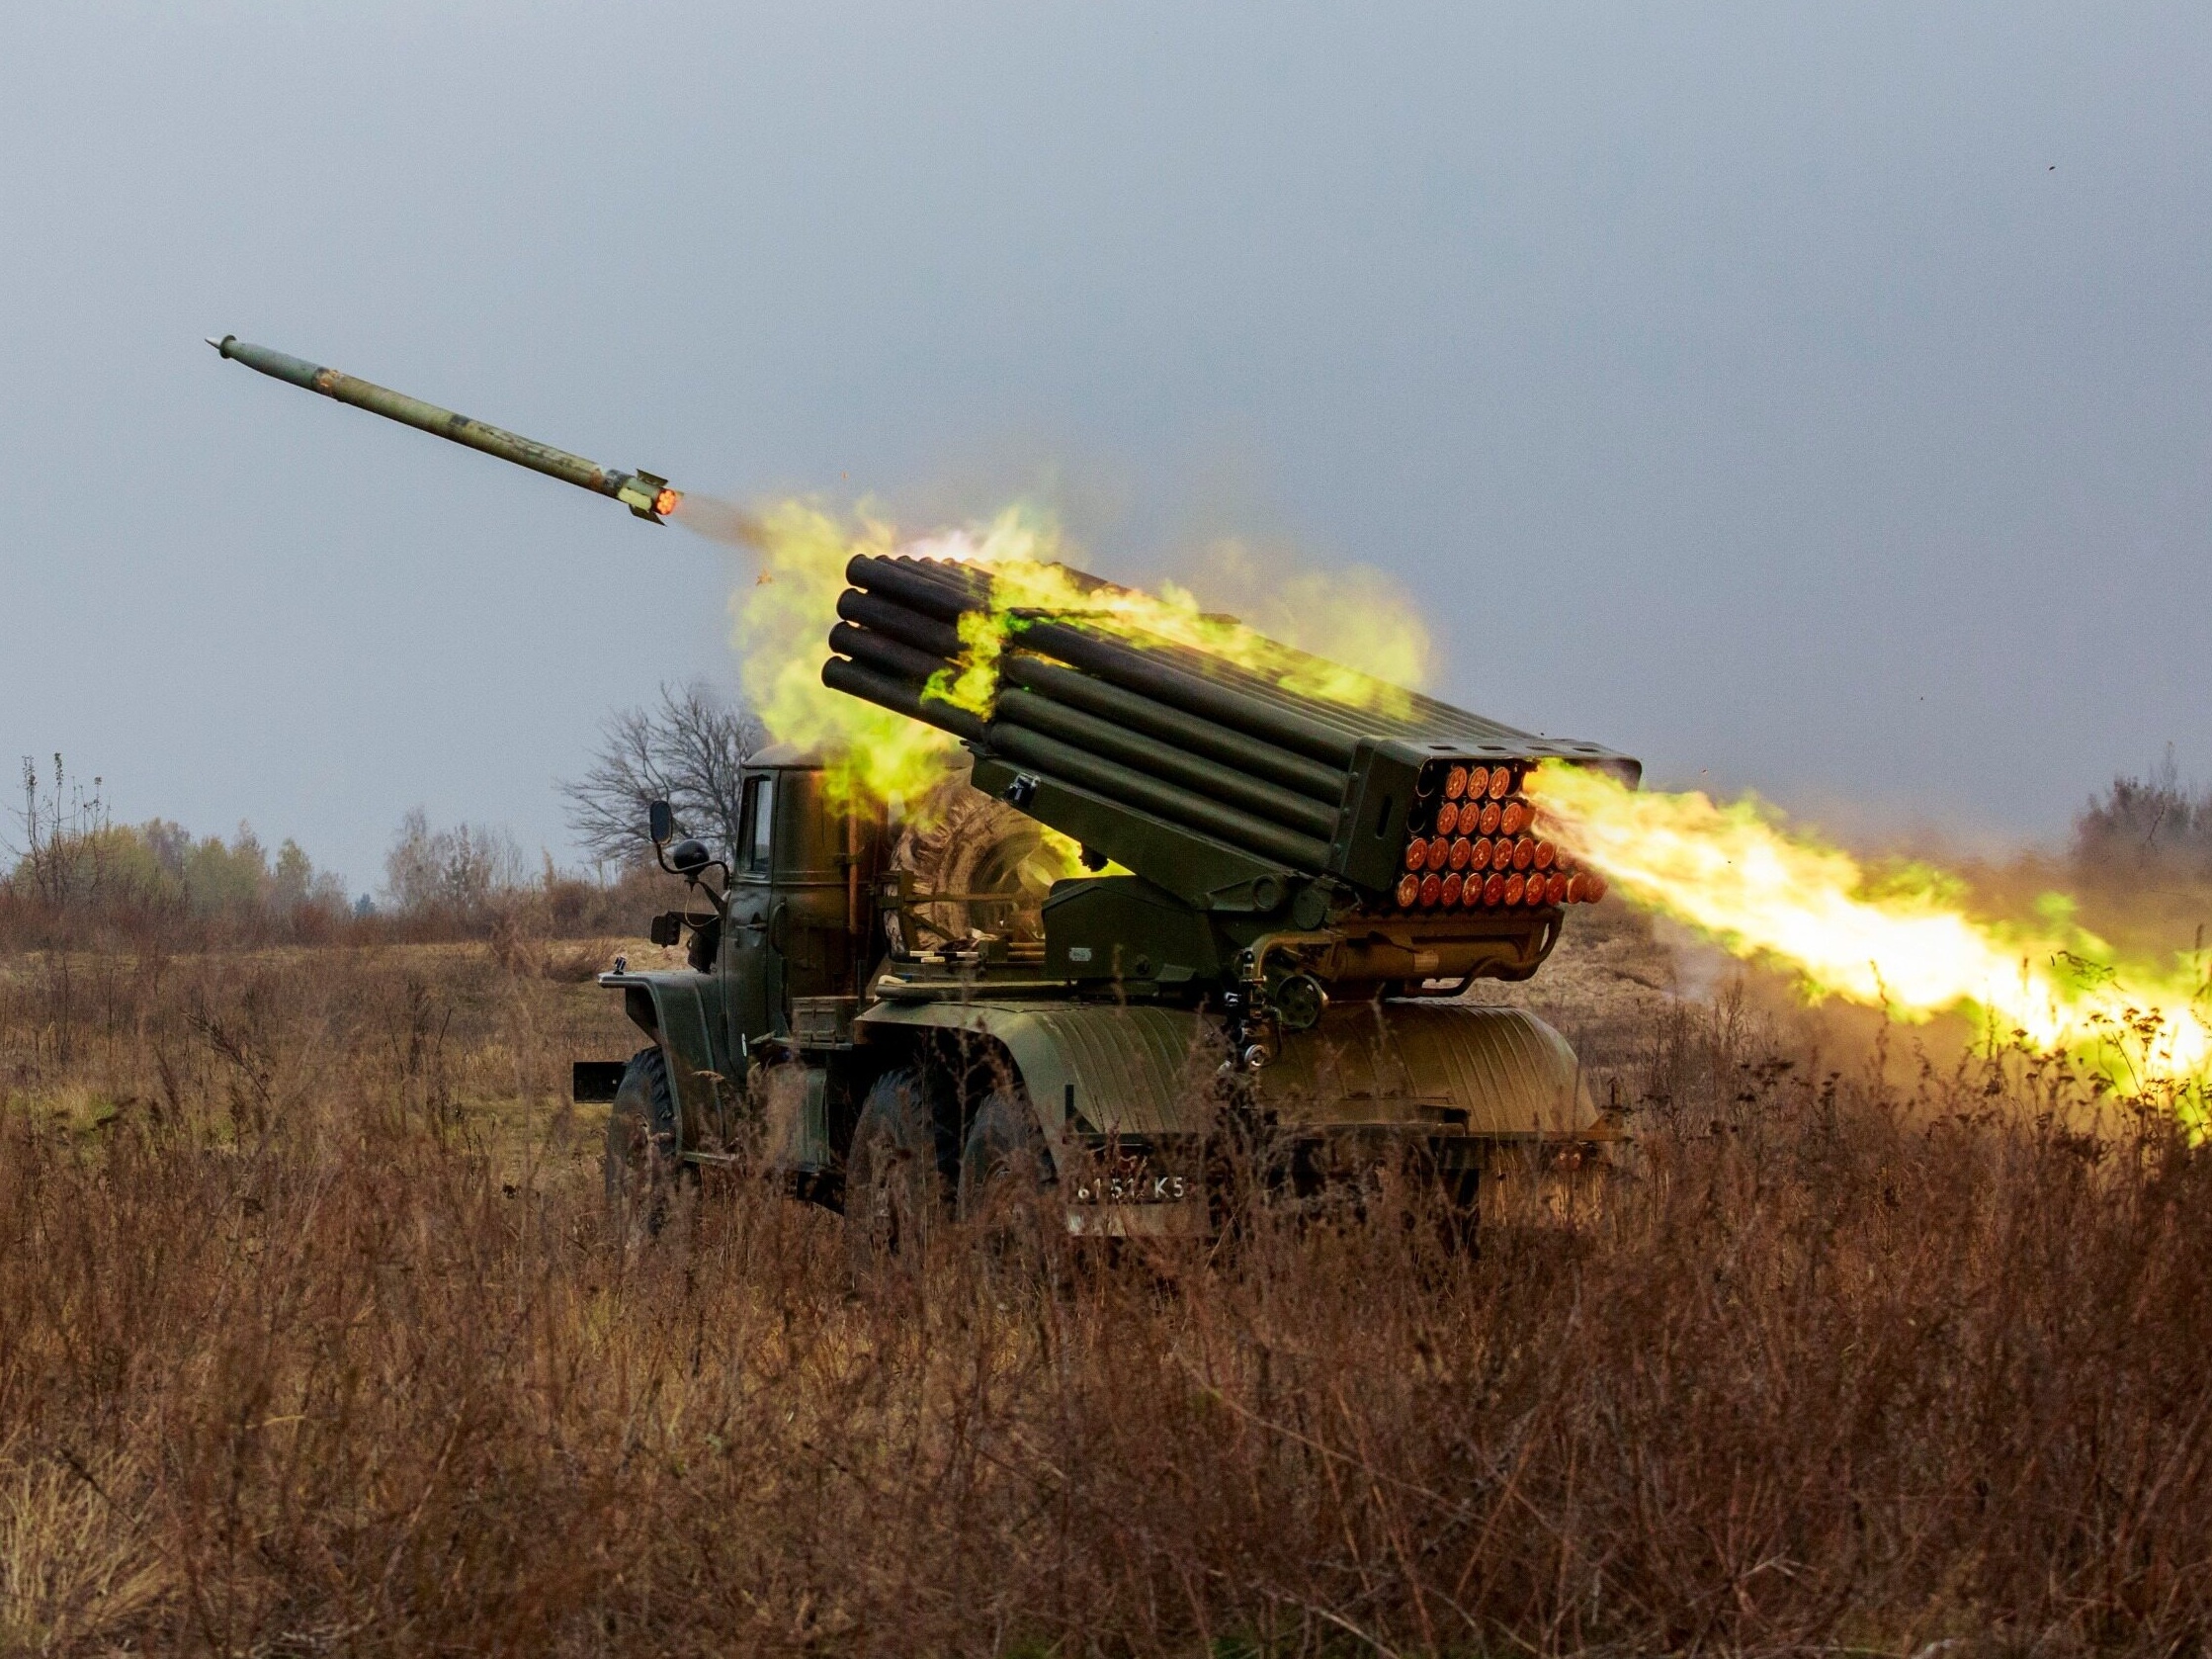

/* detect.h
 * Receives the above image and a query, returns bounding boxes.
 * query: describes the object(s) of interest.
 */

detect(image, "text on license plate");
[1073,1172,1193,1204]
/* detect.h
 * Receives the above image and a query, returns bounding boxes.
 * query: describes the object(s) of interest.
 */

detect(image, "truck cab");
[718,747,880,1046]
[586,747,888,1190]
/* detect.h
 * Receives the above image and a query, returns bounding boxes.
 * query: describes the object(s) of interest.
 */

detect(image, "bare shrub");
[2075,745,2212,883]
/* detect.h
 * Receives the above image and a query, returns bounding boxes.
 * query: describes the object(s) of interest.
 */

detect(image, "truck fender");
[1258,1002,1604,1141]
[851,1001,1218,1173]
[598,970,732,1156]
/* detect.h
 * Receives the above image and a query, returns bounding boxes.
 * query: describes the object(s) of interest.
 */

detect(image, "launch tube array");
[820,555,1630,915]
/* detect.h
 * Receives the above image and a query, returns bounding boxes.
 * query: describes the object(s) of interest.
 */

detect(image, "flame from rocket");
[1529,759,2212,1122]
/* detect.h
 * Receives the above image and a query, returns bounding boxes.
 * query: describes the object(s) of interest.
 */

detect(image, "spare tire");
[887,773,1068,955]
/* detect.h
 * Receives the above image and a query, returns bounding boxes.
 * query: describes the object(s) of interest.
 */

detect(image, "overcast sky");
[4,2,2207,892]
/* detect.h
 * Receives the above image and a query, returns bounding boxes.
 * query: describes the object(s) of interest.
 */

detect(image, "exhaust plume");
[1530,760,2212,1126]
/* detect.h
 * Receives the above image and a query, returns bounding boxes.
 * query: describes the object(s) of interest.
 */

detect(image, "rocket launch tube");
[822,623,1341,848]
[1014,618,1362,768]
[1042,623,1360,768]
[843,555,1363,767]
[833,589,967,659]
[990,688,1340,838]
[996,654,1346,804]
[208,335,678,522]
[983,724,1332,869]
[826,622,955,688]
[821,657,985,744]
[821,652,1334,869]
[841,554,984,619]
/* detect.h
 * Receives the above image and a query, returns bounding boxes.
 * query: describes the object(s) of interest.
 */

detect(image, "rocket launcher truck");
[212,335,1641,1251]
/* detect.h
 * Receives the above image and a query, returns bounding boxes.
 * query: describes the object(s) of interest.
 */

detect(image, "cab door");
[720,769,780,1054]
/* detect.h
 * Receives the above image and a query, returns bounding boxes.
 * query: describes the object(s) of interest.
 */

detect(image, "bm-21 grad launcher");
[810,553,1642,1244]
[209,332,1639,1250]
[822,554,1637,1047]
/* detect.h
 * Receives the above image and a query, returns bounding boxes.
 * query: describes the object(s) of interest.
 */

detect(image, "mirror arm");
[686,860,731,920]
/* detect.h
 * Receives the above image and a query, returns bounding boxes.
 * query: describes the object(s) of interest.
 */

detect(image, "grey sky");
[4,2,2207,891]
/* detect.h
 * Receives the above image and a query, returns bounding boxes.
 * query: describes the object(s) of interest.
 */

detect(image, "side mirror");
[666,837,713,876]
[647,799,674,845]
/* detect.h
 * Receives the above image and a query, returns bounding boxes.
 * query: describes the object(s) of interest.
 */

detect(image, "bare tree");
[559,681,764,868]
[383,808,526,918]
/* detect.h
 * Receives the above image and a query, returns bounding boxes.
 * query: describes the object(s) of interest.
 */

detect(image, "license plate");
[1072,1165,1193,1205]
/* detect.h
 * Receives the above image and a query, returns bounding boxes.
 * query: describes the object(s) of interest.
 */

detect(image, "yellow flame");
[726,501,958,806]
[708,498,1427,806]
[1531,760,2212,1122]
[914,507,1427,718]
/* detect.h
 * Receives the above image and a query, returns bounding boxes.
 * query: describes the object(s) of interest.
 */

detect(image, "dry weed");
[0,938,2206,1655]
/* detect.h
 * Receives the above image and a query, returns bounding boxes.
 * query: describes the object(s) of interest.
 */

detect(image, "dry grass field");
[1,910,2208,1656]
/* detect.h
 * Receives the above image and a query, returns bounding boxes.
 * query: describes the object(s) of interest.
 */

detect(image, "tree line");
[1,682,754,948]
[10,707,2204,947]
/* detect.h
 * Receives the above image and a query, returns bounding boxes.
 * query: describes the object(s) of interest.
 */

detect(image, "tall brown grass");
[1,937,2207,1656]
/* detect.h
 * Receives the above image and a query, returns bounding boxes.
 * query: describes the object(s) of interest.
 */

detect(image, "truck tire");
[959,1090,1060,1278]
[844,1067,954,1273]
[957,1089,1054,1219]
[604,1045,680,1227]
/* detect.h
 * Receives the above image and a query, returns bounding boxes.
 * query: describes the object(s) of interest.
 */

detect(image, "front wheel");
[604,1045,682,1228]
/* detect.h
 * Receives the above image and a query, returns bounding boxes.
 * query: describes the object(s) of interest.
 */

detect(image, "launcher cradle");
[822,553,1640,1027]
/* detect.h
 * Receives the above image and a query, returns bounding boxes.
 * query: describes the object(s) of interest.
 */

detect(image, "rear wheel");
[604,1045,682,1228]
[959,1089,1060,1281]
[956,1089,1053,1209]
[844,1067,954,1275]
